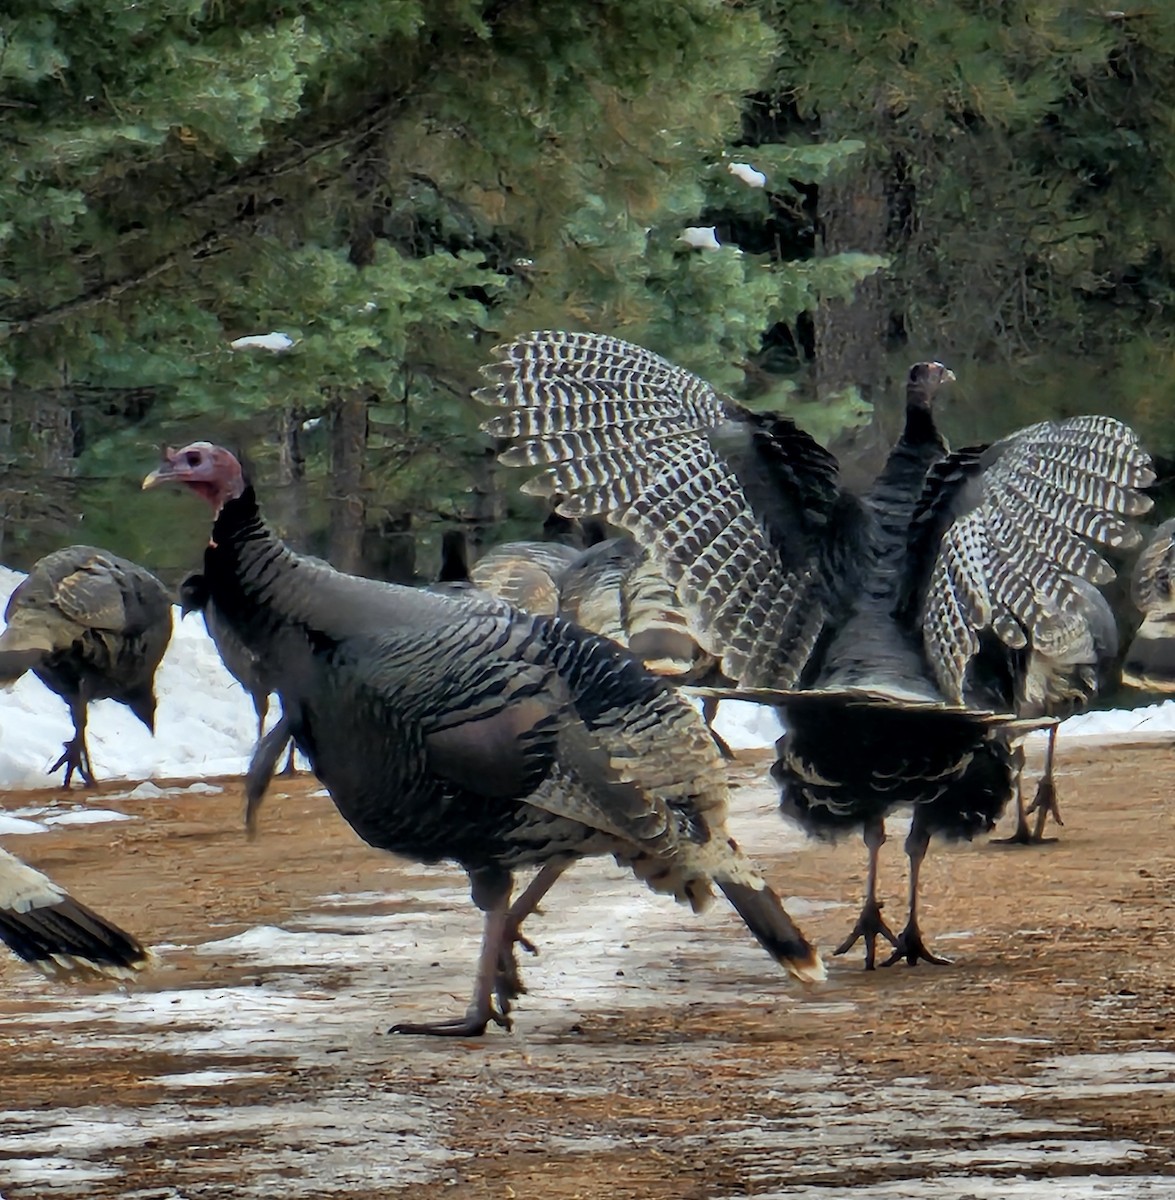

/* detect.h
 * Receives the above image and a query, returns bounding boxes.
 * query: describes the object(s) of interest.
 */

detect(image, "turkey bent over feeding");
[0,846,150,980]
[0,547,172,786]
[477,331,1153,968]
[143,442,823,1038]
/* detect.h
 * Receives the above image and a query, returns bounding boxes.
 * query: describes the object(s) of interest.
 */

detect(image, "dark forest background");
[4,1,1175,585]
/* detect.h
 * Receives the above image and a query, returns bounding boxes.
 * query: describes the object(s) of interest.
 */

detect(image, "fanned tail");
[717,878,826,984]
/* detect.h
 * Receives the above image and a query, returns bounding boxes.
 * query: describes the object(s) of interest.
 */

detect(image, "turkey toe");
[833,898,898,970]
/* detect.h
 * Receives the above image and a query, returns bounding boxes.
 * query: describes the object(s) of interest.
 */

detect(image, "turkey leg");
[494,859,571,1004]
[390,867,519,1037]
[992,731,1059,846]
[1026,726,1062,841]
[881,817,951,967]
[833,817,897,969]
[50,698,96,787]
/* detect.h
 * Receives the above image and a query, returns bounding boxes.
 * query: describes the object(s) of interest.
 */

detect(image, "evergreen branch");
[2,96,405,339]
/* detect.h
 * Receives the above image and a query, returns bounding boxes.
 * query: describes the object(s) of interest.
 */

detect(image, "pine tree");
[0,0,883,573]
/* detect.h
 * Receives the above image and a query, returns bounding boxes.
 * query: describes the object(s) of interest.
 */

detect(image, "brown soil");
[2,739,1175,1198]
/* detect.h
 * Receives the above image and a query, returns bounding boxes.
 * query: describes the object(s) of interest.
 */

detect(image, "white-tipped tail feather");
[0,847,151,981]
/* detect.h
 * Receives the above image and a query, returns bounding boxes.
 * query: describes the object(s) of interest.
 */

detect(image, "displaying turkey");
[180,571,296,805]
[477,331,1153,967]
[0,846,150,979]
[0,547,173,786]
[1122,516,1175,691]
[143,442,824,1037]
[558,536,734,758]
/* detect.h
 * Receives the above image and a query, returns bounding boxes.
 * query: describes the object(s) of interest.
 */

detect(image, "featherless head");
[906,361,956,410]
[142,441,245,511]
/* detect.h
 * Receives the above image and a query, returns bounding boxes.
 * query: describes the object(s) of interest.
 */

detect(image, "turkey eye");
[185,452,201,466]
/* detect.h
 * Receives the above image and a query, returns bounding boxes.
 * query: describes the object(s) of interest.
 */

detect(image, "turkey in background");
[478,331,1153,969]
[143,441,824,1037]
[0,546,172,786]
[1122,517,1175,693]
[557,535,735,759]
[180,570,298,802]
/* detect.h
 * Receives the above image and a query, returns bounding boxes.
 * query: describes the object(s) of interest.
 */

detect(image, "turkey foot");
[833,898,898,970]
[991,799,1057,846]
[389,1002,511,1038]
[50,735,95,788]
[879,919,952,968]
[495,924,538,1010]
[1026,776,1062,840]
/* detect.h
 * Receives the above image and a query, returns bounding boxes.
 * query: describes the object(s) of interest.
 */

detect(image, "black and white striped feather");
[479,332,843,688]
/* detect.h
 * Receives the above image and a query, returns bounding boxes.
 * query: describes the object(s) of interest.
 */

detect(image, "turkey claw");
[389,1003,511,1038]
[833,898,898,970]
[880,922,952,968]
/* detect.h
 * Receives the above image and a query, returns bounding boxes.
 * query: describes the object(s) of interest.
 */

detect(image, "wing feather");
[924,416,1153,702]
[477,331,841,688]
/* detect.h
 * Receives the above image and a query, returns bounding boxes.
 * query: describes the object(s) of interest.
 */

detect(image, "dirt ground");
[2,739,1175,1199]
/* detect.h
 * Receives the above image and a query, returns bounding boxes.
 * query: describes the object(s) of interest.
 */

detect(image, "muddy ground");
[2,739,1175,1199]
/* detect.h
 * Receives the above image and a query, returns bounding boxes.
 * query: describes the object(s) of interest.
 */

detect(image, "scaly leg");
[1026,726,1062,841]
[881,816,951,968]
[390,867,517,1037]
[50,699,96,787]
[833,817,898,970]
[493,858,572,1006]
[702,696,735,760]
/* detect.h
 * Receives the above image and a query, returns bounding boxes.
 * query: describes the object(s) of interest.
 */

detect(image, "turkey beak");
[141,451,180,490]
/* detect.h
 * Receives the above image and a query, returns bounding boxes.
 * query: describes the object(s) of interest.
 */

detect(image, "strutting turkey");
[0,547,173,786]
[558,536,735,758]
[477,331,1153,968]
[0,846,150,979]
[180,571,297,820]
[143,442,824,1037]
[1122,516,1175,691]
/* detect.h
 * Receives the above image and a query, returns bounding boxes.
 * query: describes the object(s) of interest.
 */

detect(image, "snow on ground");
[2,562,1175,792]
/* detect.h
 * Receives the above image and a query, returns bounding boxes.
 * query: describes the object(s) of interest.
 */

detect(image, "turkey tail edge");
[717,878,826,984]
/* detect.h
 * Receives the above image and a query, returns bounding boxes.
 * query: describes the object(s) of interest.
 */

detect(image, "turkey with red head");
[143,441,823,1037]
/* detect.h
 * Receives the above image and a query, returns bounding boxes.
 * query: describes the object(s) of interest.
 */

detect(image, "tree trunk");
[270,407,310,550]
[814,148,895,491]
[327,390,369,574]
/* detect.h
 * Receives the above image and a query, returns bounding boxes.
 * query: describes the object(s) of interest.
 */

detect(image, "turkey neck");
[815,400,950,702]
[866,399,950,602]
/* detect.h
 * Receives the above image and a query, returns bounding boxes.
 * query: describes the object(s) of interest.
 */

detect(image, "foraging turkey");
[0,547,173,786]
[143,442,823,1037]
[1121,516,1175,691]
[0,846,149,979]
[180,571,297,794]
[558,536,735,758]
[477,331,1153,967]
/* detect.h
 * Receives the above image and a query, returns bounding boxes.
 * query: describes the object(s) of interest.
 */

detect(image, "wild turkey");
[1122,516,1175,690]
[477,331,1153,968]
[180,571,297,800]
[436,529,581,615]
[0,547,173,786]
[0,845,149,979]
[558,536,735,758]
[143,442,824,1036]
